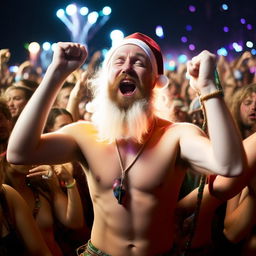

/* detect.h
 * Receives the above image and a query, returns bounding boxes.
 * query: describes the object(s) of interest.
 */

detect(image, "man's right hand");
[51,42,88,76]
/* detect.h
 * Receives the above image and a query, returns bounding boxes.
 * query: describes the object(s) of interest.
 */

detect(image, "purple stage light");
[189,44,195,51]
[223,26,229,32]
[181,36,188,43]
[247,24,252,30]
[186,25,192,31]
[240,18,246,24]
[188,5,196,13]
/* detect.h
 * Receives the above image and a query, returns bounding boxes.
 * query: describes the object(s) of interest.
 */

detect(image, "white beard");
[90,70,154,143]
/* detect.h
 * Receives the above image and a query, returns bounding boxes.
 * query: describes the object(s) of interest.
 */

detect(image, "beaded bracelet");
[65,179,76,189]
[200,90,224,102]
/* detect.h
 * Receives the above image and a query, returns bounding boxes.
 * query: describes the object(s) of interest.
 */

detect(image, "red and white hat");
[103,32,169,88]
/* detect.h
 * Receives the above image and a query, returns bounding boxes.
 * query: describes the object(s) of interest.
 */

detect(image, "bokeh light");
[188,5,196,13]
[80,7,89,16]
[221,4,229,11]
[240,18,246,24]
[178,54,188,63]
[186,25,192,31]
[28,42,40,54]
[181,36,188,43]
[246,24,252,30]
[110,30,124,46]
[232,42,243,52]
[217,47,228,56]
[42,42,51,51]
[251,49,256,55]
[51,43,57,51]
[66,4,77,16]
[56,9,65,18]
[167,60,176,71]
[188,44,195,51]
[223,26,229,32]
[102,6,112,16]
[246,41,253,48]
[155,26,164,38]
[88,11,99,24]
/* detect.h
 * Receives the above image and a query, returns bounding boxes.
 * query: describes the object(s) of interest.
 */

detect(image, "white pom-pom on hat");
[155,74,169,88]
[85,101,95,113]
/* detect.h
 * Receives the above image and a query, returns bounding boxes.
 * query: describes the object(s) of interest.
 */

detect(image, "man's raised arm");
[180,50,246,178]
[7,43,87,165]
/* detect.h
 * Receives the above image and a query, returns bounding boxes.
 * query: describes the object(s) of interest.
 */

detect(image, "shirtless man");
[7,33,246,256]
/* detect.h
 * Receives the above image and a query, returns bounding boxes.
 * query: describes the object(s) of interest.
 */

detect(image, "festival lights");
[80,7,89,16]
[28,42,40,54]
[56,3,112,45]
[217,47,228,56]
[155,26,164,38]
[221,4,229,11]
[246,41,253,48]
[110,30,124,46]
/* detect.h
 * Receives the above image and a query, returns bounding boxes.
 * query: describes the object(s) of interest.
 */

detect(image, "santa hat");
[103,32,169,88]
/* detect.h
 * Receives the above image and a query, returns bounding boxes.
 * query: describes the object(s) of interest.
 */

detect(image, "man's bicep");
[17,132,79,165]
[179,128,215,174]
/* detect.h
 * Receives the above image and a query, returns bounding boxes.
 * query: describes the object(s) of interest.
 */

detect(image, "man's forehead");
[111,44,148,58]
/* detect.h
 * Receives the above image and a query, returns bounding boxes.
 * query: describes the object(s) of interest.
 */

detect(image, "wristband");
[65,179,76,189]
[200,90,223,101]
[214,69,223,92]
[199,69,224,101]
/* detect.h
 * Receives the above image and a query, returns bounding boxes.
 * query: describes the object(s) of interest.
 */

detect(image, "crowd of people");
[0,32,255,256]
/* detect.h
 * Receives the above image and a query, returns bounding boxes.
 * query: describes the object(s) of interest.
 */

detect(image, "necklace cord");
[115,119,156,185]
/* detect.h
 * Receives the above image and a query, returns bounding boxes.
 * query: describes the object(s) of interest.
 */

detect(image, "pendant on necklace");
[112,178,126,204]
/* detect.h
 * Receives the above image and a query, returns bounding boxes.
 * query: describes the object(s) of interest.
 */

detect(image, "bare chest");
[80,136,182,195]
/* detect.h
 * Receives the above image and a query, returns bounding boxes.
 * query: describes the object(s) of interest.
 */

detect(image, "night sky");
[1,0,256,65]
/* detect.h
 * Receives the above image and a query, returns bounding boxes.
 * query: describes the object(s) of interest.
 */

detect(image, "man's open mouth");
[119,80,136,96]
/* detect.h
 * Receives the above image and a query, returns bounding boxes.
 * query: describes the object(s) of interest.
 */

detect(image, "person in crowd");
[229,83,256,139]
[224,132,256,256]
[175,83,256,255]
[0,98,52,255]
[232,51,255,88]
[7,33,246,256]
[0,100,84,255]
[188,97,204,128]
[4,83,34,123]
[154,78,190,123]
[64,50,102,121]
[15,60,42,83]
[0,49,14,92]
[44,108,74,133]
[1,156,84,256]
[219,83,256,255]
[44,107,93,255]
[54,81,75,109]
[66,71,91,121]
[0,98,12,155]
[0,166,52,256]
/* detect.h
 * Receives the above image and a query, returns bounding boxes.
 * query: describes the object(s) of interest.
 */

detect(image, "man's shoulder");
[158,118,203,133]
[64,120,95,129]
[59,120,97,137]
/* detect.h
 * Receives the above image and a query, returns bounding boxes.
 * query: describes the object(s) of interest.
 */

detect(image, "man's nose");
[121,60,133,74]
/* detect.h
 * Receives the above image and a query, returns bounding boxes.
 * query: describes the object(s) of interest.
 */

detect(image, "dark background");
[1,0,255,65]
